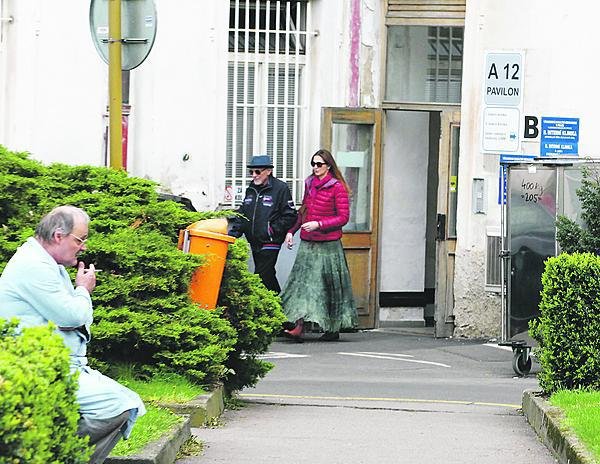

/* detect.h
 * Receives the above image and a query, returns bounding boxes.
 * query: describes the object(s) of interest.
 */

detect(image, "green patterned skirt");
[281,239,358,332]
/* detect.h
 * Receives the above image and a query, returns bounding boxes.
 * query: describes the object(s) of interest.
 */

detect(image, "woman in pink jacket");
[281,149,357,342]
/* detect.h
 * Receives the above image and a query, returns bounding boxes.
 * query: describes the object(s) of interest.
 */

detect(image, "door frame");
[321,107,383,328]
[434,109,460,337]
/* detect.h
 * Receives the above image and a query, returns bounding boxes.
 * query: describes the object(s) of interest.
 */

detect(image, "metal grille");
[486,234,502,288]
[225,0,312,206]
[426,26,463,103]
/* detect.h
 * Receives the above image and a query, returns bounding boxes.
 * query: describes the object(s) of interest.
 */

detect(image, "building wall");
[455,0,600,337]
[0,0,106,163]
[130,0,229,210]
[0,0,382,208]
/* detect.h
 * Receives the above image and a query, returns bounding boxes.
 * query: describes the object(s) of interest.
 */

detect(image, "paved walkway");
[177,329,557,463]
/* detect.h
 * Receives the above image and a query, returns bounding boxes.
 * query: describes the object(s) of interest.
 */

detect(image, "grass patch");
[550,389,600,461]
[109,369,208,457]
[110,405,183,456]
[117,370,206,403]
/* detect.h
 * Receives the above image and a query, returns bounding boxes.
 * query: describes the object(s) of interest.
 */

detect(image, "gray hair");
[35,205,90,242]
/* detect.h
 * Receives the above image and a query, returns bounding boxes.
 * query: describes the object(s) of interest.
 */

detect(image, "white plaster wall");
[305,0,382,169]
[380,111,428,292]
[0,1,382,210]
[455,0,600,337]
[1,0,105,163]
[0,0,9,141]
[130,0,229,211]
[359,0,382,108]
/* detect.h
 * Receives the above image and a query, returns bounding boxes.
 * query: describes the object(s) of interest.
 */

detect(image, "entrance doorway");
[379,109,460,336]
[321,108,382,328]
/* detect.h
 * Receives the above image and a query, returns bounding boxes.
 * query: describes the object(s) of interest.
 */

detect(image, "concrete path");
[177,329,557,463]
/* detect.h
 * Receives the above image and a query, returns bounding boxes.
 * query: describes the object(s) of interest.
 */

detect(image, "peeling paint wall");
[359,0,380,107]
[453,248,501,338]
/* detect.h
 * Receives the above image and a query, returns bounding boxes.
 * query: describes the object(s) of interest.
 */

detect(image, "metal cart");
[499,158,587,375]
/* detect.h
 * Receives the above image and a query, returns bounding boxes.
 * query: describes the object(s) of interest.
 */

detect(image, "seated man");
[0,205,145,464]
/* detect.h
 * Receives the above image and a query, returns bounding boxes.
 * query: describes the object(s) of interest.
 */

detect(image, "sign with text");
[482,51,525,154]
[540,117,579,157]
[484,52,523,107]
[482,107,520,153]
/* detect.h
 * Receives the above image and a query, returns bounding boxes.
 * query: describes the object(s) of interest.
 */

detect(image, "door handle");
[436,213,446,241]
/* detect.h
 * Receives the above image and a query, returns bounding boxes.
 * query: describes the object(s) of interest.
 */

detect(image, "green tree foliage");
[556,166,600,254]
[0,319,91,463]
[531,253,600,392]
[0,146,284,391]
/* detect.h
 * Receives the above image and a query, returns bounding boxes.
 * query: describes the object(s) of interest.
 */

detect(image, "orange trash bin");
[179,220,236,309]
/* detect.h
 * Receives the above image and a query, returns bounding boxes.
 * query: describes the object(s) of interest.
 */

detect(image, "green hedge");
[0,146,283,391]
[530,253,600,393]
[0,319,91,463]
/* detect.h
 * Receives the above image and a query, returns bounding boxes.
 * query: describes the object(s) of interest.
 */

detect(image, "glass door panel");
[331,123,374,232]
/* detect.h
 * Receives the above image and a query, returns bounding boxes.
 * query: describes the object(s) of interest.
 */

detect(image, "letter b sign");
[523,116,539,139]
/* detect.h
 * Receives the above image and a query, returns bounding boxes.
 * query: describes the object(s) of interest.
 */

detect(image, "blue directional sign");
[540,117,579,157]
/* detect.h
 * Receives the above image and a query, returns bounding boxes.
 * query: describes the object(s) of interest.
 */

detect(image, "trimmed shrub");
[530,253,600,392]
[0,146,284,391]
[0,148,237,386]
[0,319,91,463]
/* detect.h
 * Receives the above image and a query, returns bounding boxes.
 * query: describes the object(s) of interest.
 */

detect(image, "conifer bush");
[0,146,284,391]
[0,319,91,463]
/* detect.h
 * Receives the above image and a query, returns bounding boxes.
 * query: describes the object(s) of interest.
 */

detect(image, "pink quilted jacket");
[289,173,350,242]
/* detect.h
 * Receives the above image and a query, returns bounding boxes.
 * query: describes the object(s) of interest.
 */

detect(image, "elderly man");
[228,155,297,293]
[0,205,145,464]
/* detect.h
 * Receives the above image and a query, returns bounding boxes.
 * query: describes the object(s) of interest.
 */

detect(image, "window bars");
[226,0,312,206]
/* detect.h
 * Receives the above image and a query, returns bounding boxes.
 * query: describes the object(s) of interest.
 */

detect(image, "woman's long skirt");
[281,239,357,333]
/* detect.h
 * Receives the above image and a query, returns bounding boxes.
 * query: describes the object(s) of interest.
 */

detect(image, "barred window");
[385,25,464,104]
[225,0,312,205]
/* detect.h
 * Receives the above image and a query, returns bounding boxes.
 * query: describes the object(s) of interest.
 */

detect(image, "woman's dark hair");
[311,149,351,194]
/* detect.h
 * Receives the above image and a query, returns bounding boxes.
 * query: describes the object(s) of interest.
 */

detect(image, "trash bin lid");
[186,227,236,243]
[187,218,228,234]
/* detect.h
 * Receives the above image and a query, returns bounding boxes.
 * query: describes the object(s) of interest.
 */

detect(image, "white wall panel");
[380,110,429,291]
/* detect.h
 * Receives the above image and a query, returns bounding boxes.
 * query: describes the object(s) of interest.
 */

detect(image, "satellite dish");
[89,0,157,71]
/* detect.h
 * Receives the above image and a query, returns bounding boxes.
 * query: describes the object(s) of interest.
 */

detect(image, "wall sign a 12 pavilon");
[89,0,157,70]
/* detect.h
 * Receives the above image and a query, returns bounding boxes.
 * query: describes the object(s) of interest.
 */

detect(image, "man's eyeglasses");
[311,161,327,168]
[249,168,265,175]
[69,233,88,245]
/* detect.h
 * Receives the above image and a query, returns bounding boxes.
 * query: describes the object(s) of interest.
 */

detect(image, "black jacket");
[228,176,297,248]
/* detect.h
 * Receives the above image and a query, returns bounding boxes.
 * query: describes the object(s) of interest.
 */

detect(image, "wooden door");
[434,110,460,337]
[321,108,382,328]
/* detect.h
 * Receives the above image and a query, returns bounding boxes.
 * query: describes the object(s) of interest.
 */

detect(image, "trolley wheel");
[512,350,532,376]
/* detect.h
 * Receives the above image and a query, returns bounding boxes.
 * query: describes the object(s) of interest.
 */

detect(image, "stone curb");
[105,385,225,463]
[522,389,596,464]
[160,384,225,427]
[105,416,191,464]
